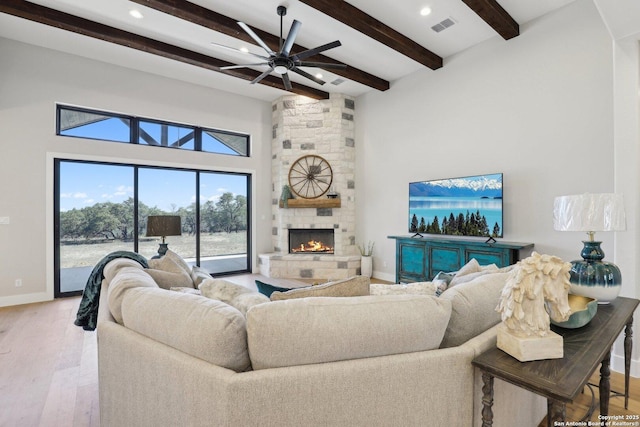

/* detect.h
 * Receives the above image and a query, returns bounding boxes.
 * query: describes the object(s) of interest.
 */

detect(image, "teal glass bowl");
[551,294,598,329]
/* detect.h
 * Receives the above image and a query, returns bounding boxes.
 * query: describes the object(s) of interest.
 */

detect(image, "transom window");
[56,105,250,157]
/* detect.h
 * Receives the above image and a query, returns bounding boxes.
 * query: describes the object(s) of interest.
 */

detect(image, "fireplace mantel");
[278,198,341,209]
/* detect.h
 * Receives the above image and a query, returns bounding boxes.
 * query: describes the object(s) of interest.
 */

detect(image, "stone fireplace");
[259,94,361,280]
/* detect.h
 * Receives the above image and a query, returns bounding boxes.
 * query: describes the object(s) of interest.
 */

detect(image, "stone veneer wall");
[260,93,359,279]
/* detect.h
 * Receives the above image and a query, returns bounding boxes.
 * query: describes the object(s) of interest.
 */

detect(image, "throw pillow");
[145,268,193,290]
[255,280,293,297]
[147,252,194,289]
[270,275,370,301]
[247,295,452,370]
[369,281,436,296]
[164,249,192,275]
[190,265,213,287]
[199,279,269,316]
[439,271,510,348]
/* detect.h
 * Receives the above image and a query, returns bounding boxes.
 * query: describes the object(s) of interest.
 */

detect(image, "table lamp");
[553,193,625,303]
[146,215,182,256]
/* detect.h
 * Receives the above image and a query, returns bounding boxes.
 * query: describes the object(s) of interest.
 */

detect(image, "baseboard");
[372,270,395,283]
[612,351,640,378]
[0,292,53,308]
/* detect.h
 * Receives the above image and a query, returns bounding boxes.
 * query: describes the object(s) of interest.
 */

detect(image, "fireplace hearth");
[289,229,334,254]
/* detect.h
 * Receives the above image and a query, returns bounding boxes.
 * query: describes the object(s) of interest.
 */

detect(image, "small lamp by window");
[146,215,181,257]
[553,193,626,303]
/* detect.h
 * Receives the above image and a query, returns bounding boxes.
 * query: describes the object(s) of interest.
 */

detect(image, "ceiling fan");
[214,6,346,91]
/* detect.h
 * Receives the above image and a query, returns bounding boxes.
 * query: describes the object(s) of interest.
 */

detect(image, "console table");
[387,235,533,283]
[472,296,639,427]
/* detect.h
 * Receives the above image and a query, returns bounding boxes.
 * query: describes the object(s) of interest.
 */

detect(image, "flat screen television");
[409,173,503,238]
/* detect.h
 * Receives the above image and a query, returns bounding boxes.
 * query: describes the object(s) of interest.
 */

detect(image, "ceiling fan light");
[274,65,289,75]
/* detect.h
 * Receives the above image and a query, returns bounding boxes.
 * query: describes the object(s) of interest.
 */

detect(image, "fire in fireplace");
[289,229,335,254]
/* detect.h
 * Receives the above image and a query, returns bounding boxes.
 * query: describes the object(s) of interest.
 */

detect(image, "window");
[55,159,250,297]
[56,105,250,157]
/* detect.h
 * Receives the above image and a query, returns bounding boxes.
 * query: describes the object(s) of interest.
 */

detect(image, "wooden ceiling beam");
[130,0,390,91]
[0,0,329,99]
[298,0,442,70]
[462,0,519,40]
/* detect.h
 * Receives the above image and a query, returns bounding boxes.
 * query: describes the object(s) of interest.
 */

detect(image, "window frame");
[56,104,251,157]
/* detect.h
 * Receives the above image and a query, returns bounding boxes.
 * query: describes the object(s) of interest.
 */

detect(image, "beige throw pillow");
[439,271,509,348]
[199,279,269,316]
[270,275,370,301]
[146,252,193,289]
[369,281,437,296]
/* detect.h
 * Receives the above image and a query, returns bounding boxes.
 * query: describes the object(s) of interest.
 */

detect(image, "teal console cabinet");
[388,236,534,283]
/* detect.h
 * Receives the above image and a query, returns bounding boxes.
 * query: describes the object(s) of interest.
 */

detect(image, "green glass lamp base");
[569,241,621,304]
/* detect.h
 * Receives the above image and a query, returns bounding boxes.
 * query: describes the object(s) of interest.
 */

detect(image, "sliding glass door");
[55,159,250,297]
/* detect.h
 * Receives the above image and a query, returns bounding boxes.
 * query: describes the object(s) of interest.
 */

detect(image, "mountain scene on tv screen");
[409,174,503,238]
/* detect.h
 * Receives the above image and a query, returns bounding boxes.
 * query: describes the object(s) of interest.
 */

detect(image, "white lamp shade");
[553,193,626,232]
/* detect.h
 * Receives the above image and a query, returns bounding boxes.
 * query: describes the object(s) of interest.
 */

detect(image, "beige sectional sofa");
[96,255,546,427]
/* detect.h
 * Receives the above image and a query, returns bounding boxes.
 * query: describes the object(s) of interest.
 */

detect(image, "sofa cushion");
[269,276,370,301]
[103,258,144,284]
[247,294,452,370]
[121,287,250,372]
[439,271,509,348]
[199,279,269,316]
[107,266,158,324]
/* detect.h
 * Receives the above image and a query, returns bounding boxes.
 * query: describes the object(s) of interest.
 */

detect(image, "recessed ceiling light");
[129,9,144,19]
[239,47,249,53]
[420,7,432,17]
[315,73,323,79]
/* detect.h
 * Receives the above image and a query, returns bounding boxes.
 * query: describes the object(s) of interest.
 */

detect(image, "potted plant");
[358,241,375,278]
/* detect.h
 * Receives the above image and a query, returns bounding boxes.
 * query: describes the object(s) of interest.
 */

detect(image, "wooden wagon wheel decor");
[288,155,333,199]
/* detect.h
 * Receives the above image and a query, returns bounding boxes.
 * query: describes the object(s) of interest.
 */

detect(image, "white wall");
[356,0,639,375]
[0,37,273,307]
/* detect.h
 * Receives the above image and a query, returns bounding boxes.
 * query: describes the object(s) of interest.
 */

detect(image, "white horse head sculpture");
[496,252,572,337]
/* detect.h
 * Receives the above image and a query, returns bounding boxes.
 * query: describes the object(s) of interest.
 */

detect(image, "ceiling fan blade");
[220,63,270,70]
[291,67,326,85]
[210,43,270,61]
[251,67,275,85]
[238,22,276,55]
[298,61,347,70]
[293,41,342,61]
[282,20,302,56]
[282,72,293,91]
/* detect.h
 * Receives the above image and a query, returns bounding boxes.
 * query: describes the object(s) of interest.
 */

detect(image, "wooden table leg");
[548,399,566,427]
[481,372,494,427]
[600,350,611,417]
[624,315,633,409]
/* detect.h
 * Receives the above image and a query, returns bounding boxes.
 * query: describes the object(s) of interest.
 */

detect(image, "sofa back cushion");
[439,271,509,348]
[246,294,452,370]
[121,287,250,372]
[107,267,159,324]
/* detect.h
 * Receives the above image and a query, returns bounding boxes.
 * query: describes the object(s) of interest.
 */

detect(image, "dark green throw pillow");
[255,280,292,297]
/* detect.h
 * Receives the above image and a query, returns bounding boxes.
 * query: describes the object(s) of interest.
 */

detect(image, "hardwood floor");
[0,296,99,427]
[0,292,637,427]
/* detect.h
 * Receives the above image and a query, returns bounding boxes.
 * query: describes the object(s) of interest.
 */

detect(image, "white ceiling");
[0,0,635,101]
